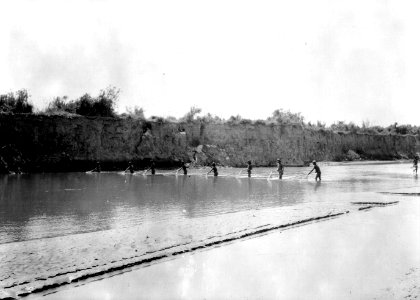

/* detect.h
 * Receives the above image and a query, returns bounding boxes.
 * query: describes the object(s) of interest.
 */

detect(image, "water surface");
[0,161,416,244]
[1,161,418,298]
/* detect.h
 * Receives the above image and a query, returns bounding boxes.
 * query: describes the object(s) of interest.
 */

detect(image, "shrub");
[125,106,145,119]
[45,96,77,114]
[46,96,67,113]
[267,109,304,124]
[75,93,95,116]
[142,122,152,133]
[45,86,119,117]
[94,86,119,117]
[198,113,223,124]
[370,126,385,134]
[165,116,178,122]
[227,115,242,125]
[347,122,359,133]
[330,121,359,133]
[239,118,253,125]
[316,120,326,128]
[0,89,33,114]
[253,119,266,126]
[149,116,165,123]
[181,106,202,122]
[395,124,410,135]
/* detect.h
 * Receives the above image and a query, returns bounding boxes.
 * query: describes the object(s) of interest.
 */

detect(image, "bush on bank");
[1,88,419,136]
[0,89,33,114]
[44,87,119,117]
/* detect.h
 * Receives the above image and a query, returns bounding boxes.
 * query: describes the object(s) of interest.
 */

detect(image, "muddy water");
[0,162,416,244]
[0,161,417,298]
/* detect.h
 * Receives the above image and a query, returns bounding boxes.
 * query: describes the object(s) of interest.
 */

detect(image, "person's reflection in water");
[235,176,243,186]
[314,181,321,191]
[125,173,133,185]
[247,177,253,199]
[0,175,9,199]
[212,175,218,187]
[266,177,273,189]
[94,172,103,192]
[176,173,188,188]
[274,180,281,197]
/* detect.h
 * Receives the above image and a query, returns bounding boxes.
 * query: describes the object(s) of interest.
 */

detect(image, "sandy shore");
[29,193,420,300]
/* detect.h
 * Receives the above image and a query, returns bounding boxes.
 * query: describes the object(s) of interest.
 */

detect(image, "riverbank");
[1,114,418,173]
[31,192,420,300]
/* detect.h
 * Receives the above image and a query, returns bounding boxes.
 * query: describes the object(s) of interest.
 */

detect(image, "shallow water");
[0,161,418,298]
[0,162,417,244]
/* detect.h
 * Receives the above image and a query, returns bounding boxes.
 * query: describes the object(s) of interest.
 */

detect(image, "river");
[0,161,417,298]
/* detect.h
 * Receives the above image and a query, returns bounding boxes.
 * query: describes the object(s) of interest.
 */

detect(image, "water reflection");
[0,162,416,244]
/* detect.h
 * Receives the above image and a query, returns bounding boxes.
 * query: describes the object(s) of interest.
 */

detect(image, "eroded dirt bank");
[0,114,418,172]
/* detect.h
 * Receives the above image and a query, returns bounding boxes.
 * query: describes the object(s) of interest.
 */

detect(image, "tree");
[45,96,75,114]
[125,106,145,119]
[0,89,33,114]
[70,86,120,117]
[268,109,304,124]
[75,93,95,116]
[181,106,202,122]
[94,86,119,117]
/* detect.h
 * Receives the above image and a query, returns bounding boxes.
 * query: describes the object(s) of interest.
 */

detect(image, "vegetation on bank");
[0,89,33,114]
[1,88,419,136]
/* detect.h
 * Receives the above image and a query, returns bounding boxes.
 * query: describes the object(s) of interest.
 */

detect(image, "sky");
[1,0,420,125]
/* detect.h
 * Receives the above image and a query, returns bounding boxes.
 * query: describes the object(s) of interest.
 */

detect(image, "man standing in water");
[125,161,135,174]
[413,155,419,175]
[247,160,252,177]
[145,159,156,175]
[308,160,321,181]
[208,162,218,176]
[178,161,189,175]
[91,161,101,173]
[277,159,284,179]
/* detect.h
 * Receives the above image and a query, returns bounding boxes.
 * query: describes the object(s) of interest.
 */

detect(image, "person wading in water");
[125,161,135,174]
[177,161,189,175]
[277,159,284,179]
[145,159,156,175]
[308,160,321,181]
[90,161,101,173]
[247,160,253,177]
[413,155,419,175]
[208,162,218,176]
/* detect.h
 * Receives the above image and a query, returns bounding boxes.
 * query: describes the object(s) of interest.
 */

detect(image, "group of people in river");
[88,158,323,181]
[87,154,420,180]
[197,158,321,181]
[9,154,418,177]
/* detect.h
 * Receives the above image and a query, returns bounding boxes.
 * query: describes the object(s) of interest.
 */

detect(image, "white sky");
[1,0,420,125]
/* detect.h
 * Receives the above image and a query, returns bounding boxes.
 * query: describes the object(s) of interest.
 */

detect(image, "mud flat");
[29,193,419,300]
[0,202,354,299]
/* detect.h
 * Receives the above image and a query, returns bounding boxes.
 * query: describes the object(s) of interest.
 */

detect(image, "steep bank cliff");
[0,114,418,172]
